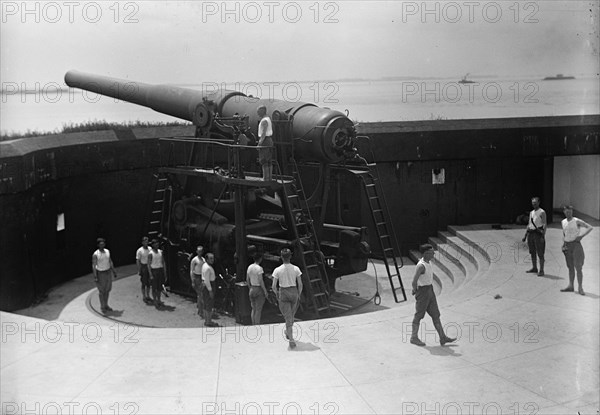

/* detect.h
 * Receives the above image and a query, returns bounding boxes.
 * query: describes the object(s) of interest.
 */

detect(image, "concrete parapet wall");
[1,117,598,311]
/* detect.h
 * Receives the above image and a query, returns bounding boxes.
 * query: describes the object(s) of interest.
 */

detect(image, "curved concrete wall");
[0,126,194,311]
[1,116,598,311]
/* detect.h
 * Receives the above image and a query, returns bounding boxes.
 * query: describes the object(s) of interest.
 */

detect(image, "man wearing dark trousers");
[272,248,303,348]
[560,205,593,295]
[410,244,456,347]
[92,238,118,314]
[202,253,219,327]
[148,239,167,309]
[190,245,205,317]
[522,196,547,276]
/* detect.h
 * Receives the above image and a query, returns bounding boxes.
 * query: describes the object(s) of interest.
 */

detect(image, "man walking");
[92,238,118,314]
[410,244,456,347]
[522,196,547,276]
[272,248,303,348]
[190,245,205,317]
[560,205,593,295]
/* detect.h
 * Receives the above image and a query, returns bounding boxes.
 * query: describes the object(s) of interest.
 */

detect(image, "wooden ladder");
[353,166,407,302]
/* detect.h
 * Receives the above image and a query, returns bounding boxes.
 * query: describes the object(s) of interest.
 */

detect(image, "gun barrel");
[65,70,244,124]
[65,70,355,162]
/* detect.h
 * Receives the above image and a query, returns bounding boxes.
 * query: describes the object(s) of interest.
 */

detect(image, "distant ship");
[458,73,476,84]
[543,74,575,80]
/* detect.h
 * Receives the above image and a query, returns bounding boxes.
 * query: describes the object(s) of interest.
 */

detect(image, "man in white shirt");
[246,252,268,325]
[190,245,205,317]
[272,248,303,348]
[92,238,118,314]
[148,239,167,309]
[560,205,593,295]
[201,253,220,327]
[136,236,152,304]
[257,105,273,181]
[521,196,547,276]
[410,244,456,347]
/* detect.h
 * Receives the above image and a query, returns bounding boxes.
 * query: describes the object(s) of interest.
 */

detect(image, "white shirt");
[528,208,545,230]
[247,263,264,286]
[149,249,164,269]
[190,256,205,275]
[136,246,150,265]
[202,262,216,282]
[416,258,433,286]
[562,217,584,242]
[93,249,111,271]
[273,263,301,288]
[258,116,273,138]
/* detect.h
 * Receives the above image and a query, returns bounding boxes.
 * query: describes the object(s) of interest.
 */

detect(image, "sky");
[1,0,598,86]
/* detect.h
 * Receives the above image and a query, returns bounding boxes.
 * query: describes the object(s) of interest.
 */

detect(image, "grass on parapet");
[1,120,192,141]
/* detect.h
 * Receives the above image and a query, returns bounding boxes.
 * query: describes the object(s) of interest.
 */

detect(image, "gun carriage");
[65,70,406,320]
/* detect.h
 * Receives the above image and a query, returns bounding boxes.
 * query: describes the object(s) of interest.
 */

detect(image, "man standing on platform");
[410,244,456,347]
[522,196,547,276]
[190,245,205,318]
[257,105,273,181]
[136,236,152,304]
[202,253,220,327]
[560,205,593,296]
[92,238,118,314]
[272,248,303,348]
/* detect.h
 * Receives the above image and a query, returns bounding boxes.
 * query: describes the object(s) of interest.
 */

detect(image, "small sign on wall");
[57,213,65,231]
[432,168,445,185]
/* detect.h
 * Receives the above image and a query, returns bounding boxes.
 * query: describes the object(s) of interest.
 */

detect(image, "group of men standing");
[522,197,593,295]
[91,195,593,350]
[187,245,304,347]
[91,236,167,314]
[408,196,594,347]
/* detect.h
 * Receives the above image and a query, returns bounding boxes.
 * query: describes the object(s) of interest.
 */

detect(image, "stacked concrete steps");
[428,236,468,288]
[408,250,451,296]
[447,226,491,278]
[407,226,493,297]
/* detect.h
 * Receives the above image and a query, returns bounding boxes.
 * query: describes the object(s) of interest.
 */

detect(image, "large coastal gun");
[65,70,405,318]
[64,70,359,164]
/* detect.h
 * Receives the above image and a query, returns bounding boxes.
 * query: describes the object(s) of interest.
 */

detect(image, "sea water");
[1,76,598,136]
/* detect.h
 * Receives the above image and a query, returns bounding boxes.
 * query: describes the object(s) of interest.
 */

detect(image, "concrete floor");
[1,224,598,414]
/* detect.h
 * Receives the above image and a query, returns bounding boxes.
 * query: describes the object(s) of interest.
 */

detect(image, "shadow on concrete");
[290,341,321,352]
[425,344,462,357]
[537,273,563,281]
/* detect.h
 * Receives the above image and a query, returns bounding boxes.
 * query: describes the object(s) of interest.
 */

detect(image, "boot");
[537,260,545,276]
[410,322,425,346]
[526,257,538,273]
[434,320,456,346]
